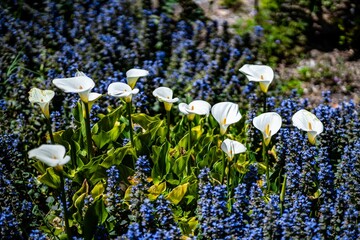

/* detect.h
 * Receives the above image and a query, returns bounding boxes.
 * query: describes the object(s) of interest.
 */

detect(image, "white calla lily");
[253,112,282,146]
[239,64,274,93]
[29,88,55,119]
[28,144,70,167]
[108,82,139,103]
[126,68,149,89]
[153,87,179,111]
[211,102,242,135]
[53,71,98,103]
[178,100,211,121]
[292,109,324,145]
[221,139,247,160]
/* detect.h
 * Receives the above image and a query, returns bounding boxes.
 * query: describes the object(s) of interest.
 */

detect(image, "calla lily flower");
[53,71,99,103]
[28,144,70,167]
[29,88,55,119]
[239,64,274,93]
[211,102,242,135]
[221,139,246,160]
[126,68,149,89]
[108,82,139,103]
[292,109,324,145]
[253,112,282,146]
[153,87,179,111]
[178,100,211,121]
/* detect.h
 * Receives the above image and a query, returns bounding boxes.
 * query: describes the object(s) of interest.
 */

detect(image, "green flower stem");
[126,101,134,148]
[280,174,287,215]
[188,119,192,151]
[263,92,267,113]
[263,141,270,192]
[46,118,55,144]
[227,161,231,198]
[166,110,171,142]
[221,153,226,184]
[59,173,71,239]
[83,102,92,163]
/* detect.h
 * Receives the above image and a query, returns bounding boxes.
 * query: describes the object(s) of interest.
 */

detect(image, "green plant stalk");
[166,110,171,142]
[84,102,92,163]
[221,153,226,185]
[263,92,267,113]
[59,173,71,239]
[127,101,134,148]
[188,119,192,151]
[280,174,287,215]
[263,141,270,192]
[227,161,231,198]
[46,118,55,144]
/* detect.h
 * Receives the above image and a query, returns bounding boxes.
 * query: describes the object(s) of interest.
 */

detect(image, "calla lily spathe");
[239,64,274,93]
[126,68,149,89]
[211,102,242,135]
[28,144,70,167]
[29,87,55,119]
[292,109,324,145]
[253,112,282,146]
[53,71,99,103]
[153,87,179,111]
[108,82,139,103]
[178,100,211,121]
[221,139,247,160]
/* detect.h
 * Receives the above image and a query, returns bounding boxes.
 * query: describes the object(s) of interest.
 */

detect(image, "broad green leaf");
[91,181,105,199]
[166,182,189,205]
[38,168,60,189]
[83,196,108,239]
[92,130,110,149]
[148,181,166,200]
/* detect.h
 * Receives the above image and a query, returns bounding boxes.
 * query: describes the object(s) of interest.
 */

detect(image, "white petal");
[108,82,132,97]
[131,88,140,95]
[53,76,95,93]
[28,144,69,167]
[188,100,211,115]
[221,139,246,159]
[253,112,282,137]
[29,88,55,104]
[153,87,178,103]
[239,64,274,83]
[126,68,149,78]
[178,103,189,115]
[88,92,102,102]
[292,109,311,131]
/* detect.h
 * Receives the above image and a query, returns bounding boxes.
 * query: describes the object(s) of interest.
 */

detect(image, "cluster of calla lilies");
[27,64,324,237]
[28,64,324,168]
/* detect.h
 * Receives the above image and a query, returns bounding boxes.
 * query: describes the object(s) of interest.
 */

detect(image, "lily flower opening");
[28,144,71,168]
[53,71,99,103]
[211,102,242,135]
[126,68,149,89]
[221,139,247,161]
[29,88,55,119]
[178,100,211,121]
[153,87,179,111]
[292,109,324,145]
[253,112,282,146]
[108,82,139,103]
[239,64,274,93]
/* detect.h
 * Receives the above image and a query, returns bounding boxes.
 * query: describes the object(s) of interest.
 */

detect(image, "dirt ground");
[194,0,359,105]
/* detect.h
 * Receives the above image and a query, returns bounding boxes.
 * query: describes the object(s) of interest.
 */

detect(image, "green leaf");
[166,182,189,205]
[100,145,136,168]
[91,181,105,199]
[93,130,110,149]
[83,196,108,240]
[38,168,61,189]
[148,182,166,200]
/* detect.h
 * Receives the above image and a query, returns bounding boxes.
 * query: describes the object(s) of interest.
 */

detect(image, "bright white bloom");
[53,71,98,103]
[29,88,55,119]
[178,100,211,121]
[221,139,247,160]
[126,68,149,89]
[292,109,324,145]
[108,82,139,103]
[153,87,179,111]
[239,64,274,93]
[211,102,242,135]
[28,144,70,167]
[253,112,282,146]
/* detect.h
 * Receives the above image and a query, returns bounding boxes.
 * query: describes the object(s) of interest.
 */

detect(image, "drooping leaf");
[166,182,189,205]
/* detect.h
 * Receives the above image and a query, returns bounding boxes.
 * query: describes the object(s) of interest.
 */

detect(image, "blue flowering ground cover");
[1,1,359,239]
